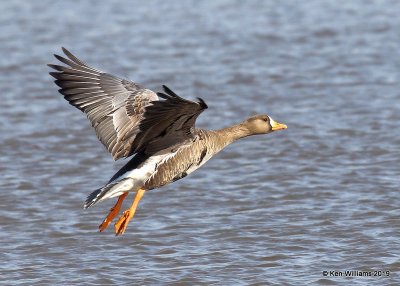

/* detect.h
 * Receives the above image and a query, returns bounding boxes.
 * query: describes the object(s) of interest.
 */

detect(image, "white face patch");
[269,116,276,126]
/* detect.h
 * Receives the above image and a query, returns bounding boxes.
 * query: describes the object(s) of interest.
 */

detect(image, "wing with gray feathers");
[48,48,208,158]
[48,47,158,160]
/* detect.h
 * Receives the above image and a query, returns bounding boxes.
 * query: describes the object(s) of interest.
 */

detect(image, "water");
[1,0,399,285]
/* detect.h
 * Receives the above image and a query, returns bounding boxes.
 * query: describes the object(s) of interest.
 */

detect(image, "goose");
[48,48,287,235]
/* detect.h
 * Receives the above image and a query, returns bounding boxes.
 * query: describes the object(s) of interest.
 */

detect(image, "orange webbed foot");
[114,189,145,236]
[98,192,128,232]
[114,209,133,235]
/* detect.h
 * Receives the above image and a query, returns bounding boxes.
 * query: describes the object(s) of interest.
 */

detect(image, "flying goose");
[48,48,287,235]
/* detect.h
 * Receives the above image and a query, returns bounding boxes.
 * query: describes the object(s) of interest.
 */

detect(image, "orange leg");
[114,189,145,236]
[99,192,128,232]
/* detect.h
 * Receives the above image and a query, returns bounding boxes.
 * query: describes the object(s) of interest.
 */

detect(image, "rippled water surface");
[1,0,399,285]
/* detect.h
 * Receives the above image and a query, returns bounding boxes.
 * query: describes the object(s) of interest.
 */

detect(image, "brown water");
[1,0,399,285]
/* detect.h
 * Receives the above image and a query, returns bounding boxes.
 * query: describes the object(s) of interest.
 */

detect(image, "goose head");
[243,114,287,135]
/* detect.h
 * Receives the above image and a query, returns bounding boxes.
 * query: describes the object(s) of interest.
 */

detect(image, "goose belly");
[185,151,213,175]
[113,152,177,191]
[143,145,212,190]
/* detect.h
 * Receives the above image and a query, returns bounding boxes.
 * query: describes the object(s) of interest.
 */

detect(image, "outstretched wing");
[133,85,208,154]
[48,47,158,160]
[48,48,208,158]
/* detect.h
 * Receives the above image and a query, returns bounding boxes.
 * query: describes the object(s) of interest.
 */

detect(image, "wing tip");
[156,92,169,100]
[197,97,208,109]
[53,53,67,62]
[62,47,75,60]
[49,71,61,79]
[162,85,178,97]
[61,46,69,54]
